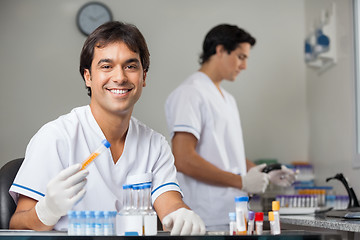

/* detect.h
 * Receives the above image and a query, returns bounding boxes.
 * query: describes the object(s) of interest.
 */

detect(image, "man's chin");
[226,77,237,82]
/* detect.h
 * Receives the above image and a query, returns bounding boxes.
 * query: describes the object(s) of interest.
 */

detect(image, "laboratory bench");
[280,214,360,240]
[0,230,342,239]
[0,230,343,240]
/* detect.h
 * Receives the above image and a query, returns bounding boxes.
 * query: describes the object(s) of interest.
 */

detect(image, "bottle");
[81,139,111,170]
[103,211,116,235]
[116,184,132,235]
[67,210,77,235]
[254,212,263,235]
[111,211,117,234]
[85,211,95,235]
[268,211,275,235]
[235,196,248,235]
[94,211,104,236]
[228,212,236,235]
[247,211,255,235]
[272,201,281,235]
[117,184,143,236]
[131,184,144,235]
[143,183,157,236]
[76,211,86,235]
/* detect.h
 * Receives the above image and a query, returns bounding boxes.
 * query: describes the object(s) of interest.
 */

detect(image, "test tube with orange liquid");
[81,139,111,170]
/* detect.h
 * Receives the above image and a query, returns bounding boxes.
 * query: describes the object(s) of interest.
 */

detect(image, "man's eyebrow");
[239,53,248,58]
[97,58,113,65]
[124,58,140,65]
[96,58,140,65]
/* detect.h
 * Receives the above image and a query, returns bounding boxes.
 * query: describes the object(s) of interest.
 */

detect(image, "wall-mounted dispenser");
[304,2,336,74]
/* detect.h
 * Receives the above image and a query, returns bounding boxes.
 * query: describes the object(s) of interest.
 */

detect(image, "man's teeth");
[110,89,129,94]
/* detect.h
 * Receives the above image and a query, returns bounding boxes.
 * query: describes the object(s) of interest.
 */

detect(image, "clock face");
[77,2,113,36]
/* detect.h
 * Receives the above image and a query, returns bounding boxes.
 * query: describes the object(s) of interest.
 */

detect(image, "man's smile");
[108,88,131,94]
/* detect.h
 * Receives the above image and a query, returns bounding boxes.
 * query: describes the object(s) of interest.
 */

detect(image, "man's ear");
[84,69,91,87]
[143,71,147,87]
[215,45,225,56]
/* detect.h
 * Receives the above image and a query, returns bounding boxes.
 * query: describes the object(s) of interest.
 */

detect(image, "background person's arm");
[172,132,244,189]
[171,132,268,193]
[246,158,256,171]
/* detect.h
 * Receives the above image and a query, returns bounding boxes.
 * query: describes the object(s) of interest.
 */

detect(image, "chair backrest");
[0,158,24,229]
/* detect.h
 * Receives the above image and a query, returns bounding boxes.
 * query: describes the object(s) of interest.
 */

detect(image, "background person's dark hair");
[199,24,256,65]
[79,21,150,97]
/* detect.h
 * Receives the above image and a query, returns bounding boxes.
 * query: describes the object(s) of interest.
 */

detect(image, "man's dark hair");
[79,21,150,97]
[199,24,256,64]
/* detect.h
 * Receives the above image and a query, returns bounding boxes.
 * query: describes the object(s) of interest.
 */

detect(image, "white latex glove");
[35,164,88,226]
[162,208,206,235]
[241,163,269,194]
[268,165,297,187]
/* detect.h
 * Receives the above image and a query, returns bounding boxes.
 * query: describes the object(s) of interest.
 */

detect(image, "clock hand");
[94,14,105,21]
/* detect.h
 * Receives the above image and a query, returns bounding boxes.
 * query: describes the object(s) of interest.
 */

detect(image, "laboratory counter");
[0,230,342,240]
[280,214,360,240]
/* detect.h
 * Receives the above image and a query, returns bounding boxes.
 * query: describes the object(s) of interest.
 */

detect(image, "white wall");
[305,0,360,195]
[0,1,307,169]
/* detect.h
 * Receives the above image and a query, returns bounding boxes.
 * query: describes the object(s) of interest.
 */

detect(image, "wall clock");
[77,2,113,36]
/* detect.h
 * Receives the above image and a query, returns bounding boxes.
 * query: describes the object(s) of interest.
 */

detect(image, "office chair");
[0,158,23,229]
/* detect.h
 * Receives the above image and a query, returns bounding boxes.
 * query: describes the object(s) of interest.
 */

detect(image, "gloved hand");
[268,165,297,187]
[35,164,88,226]
[162,208,206,235]
[241,164,269,194]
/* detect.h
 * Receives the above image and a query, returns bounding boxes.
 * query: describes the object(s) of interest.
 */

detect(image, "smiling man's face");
[84,41,146,117]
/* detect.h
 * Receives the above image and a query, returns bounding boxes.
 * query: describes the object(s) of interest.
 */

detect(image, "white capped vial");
[94,211,104,236]
[67,211,77,235]
[103,211,116,235]
[85,211,95,235]
[228,212,236,235]
[75,211,86,235]
[143,183,157,236]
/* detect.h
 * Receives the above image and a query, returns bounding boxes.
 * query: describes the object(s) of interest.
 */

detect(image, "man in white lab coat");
[9,21,205,235]
[165,24,295,230]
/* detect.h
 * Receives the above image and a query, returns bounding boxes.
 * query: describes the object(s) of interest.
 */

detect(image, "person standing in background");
[165,24,295,231]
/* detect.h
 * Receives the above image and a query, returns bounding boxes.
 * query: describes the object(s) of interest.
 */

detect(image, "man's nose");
[112,66,127,82]
[240,60,247,70]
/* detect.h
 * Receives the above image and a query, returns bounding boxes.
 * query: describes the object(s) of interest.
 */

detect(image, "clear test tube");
[276,195,282,206]
[284,195,289,208]
[247,211,255,235]
[293,195,298,208]
[288,195,293,208]
[235,196,248,235]
[268,211,275,235]
[132,185,142,212]
[76,211,86,235]
[228,212,237,235]
[269,211,281,235]
[94,211,104,236]
[85,211,95,236]
[67,210,77,235]
[131,185,144,236]
[305,195,310,207]
[81,139,111,170]
[103,211,115,236]
[122,184,132,213]
[272,201,281,235]
[254,212,263,235]
[143,183,157,236]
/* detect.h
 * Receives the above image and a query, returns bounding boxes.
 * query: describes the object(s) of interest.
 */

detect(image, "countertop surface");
[281,214,360,232]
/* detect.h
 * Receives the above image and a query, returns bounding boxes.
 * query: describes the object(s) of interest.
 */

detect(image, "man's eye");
[102,65,111,69]
[126,64,138,70]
